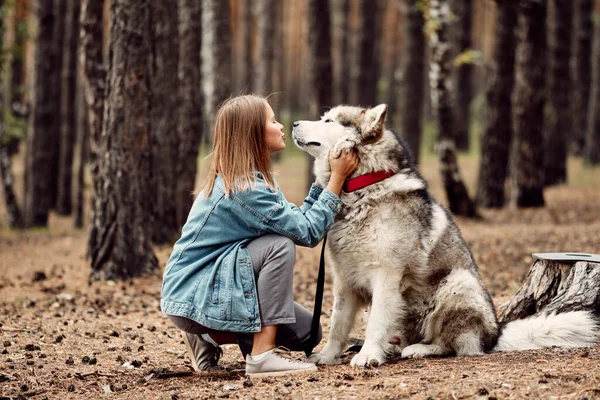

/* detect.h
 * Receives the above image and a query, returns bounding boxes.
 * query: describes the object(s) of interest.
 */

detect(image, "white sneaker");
[182,332,222,372]
[245,347,318,378]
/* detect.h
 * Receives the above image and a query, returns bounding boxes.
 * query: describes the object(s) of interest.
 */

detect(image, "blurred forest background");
[0,0,600,281]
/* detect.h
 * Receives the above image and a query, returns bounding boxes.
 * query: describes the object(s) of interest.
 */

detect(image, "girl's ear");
[361,104,387,142]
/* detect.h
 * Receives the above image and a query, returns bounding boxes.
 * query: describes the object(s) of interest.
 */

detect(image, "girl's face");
[264,104,286,154]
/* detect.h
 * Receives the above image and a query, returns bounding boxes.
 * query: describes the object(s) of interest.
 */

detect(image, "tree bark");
[176,0,204,229]
[254,0,275,96]
[398,0,425,165]
[498,259,600,323]
[89,0,158,281]
[240,0,254,92]
[307,0,333,117]
[584,15,600,165]
[48,0,67,209]
[24,0,57,227]
[449,0,473,151]
[9,0,27,112]
[150,1,180,244]
[80,0,107,256]
[203,0,232,135]
[509,0,546,208]
[74,85,89,229]
[333,0,351,105]
[56,0,81,215]
[543,0,572,186]
[476,1,517,208]
[351,0,378,107]
[571,0,593,156]
[428,0,477,218]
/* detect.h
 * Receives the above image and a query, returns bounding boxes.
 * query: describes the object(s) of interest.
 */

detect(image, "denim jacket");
[160,172,343,333]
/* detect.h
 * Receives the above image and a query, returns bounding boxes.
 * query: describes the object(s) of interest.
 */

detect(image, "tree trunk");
[89,0,158,281]
[176,0,204,229]
[428,0,477,218]
[80,0,107,256]
[74,85,89,229]
[150,1,180,244]
[204,0,232,136]
[449,0,473,151]
[240,0,253,92]
[476,1,517,208]
[333,0,351,105]
[351,0,378,107]
[584,15,600,165]
[48,0,67,209]
[543,0,572,186]
[498,259,600,323]
[571,0,593,156]
[509,0,546,208]
[254,0,275,96]
[24,0,57,227]
[56,0,81,215]
[9,0,27,113]
[398,0,425,165]
[307,0,333,117]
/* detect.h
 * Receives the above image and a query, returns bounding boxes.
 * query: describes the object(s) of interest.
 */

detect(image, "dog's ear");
[361,104,387,142]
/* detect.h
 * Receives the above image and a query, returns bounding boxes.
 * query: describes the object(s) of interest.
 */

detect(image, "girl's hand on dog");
[326,148,359,196]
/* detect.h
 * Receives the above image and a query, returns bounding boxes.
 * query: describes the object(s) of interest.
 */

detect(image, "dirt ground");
[1,156,600,399]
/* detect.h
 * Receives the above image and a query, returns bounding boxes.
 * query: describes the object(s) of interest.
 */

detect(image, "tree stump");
[498,259,600,323]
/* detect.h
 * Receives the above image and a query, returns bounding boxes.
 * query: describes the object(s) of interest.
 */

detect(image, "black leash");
[305,234,327,357]
[304,234,365,358]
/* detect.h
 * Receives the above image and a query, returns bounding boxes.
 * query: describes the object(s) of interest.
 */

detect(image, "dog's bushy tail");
[493,311,599,352]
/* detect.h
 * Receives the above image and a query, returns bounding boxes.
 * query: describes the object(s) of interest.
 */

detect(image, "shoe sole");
[246,365,318,378]
[182,332,200,372]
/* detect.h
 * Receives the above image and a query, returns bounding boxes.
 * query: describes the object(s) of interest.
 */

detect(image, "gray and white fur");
[292,104,598,367]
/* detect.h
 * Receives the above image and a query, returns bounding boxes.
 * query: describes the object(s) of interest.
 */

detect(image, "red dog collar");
[342,170,396,193]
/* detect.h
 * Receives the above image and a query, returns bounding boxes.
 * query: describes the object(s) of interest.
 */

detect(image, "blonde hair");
[201,95,276,197]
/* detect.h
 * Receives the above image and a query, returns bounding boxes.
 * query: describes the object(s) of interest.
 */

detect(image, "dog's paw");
[331,139,358,158]
[401,344,444,359]
[350,347,386,367]
[307,351,342,365]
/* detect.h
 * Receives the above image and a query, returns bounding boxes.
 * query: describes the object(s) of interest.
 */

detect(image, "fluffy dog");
[292,104,598,367]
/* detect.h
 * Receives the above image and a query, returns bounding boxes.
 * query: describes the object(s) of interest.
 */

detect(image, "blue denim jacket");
[161,173,343,333]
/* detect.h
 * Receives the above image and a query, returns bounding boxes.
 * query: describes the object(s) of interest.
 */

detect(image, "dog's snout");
[293,121,300,128]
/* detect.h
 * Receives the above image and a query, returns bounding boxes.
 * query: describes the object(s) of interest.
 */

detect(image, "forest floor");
[1,155,600,399]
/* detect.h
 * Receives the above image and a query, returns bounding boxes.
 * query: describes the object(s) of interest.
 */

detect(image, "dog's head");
[291,104,388,159]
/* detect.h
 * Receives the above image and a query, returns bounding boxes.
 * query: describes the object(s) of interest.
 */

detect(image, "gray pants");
[168,234,321,356]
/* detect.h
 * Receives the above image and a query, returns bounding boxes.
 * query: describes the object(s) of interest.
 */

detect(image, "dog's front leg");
[308,288,360,365]
[351,272,402,367]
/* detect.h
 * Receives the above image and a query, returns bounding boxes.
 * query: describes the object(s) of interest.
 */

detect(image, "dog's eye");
[323,118,333,123]
[341,121,353,127]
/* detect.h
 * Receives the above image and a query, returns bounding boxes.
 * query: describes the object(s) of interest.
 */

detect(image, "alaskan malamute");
[292,104,598,367]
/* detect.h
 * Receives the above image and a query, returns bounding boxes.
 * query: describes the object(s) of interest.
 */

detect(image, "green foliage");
[453,49,482,67]
[1,108,27,143]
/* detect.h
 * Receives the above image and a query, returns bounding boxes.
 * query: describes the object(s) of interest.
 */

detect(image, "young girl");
[161,95,358,377]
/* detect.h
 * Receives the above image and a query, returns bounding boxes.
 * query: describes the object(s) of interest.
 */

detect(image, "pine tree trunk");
[56,0,81,215]
[334,0,351,105]
[398,0,425,165]
[9,0,27,112]
[0,145,24,228]
[449,0,473,151]
[204,0,232,135]
[89,0,158,281]
[48,0,67,209]
[351,0,377,107]
[80,0,107,256]
[307,0,333,117]
[24,0,57,227]
[74,85,89,229]
[428,0,476,218]
[254,0,275,96]
[242,0,254,92]
[476,1,517,208]
[151,1,180,244]
[571,0,593,156]
[584,16,600,165]
[176,0,204,229]
[498,259,600,323]
[543,0,572,186]
[509,0,546,207]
